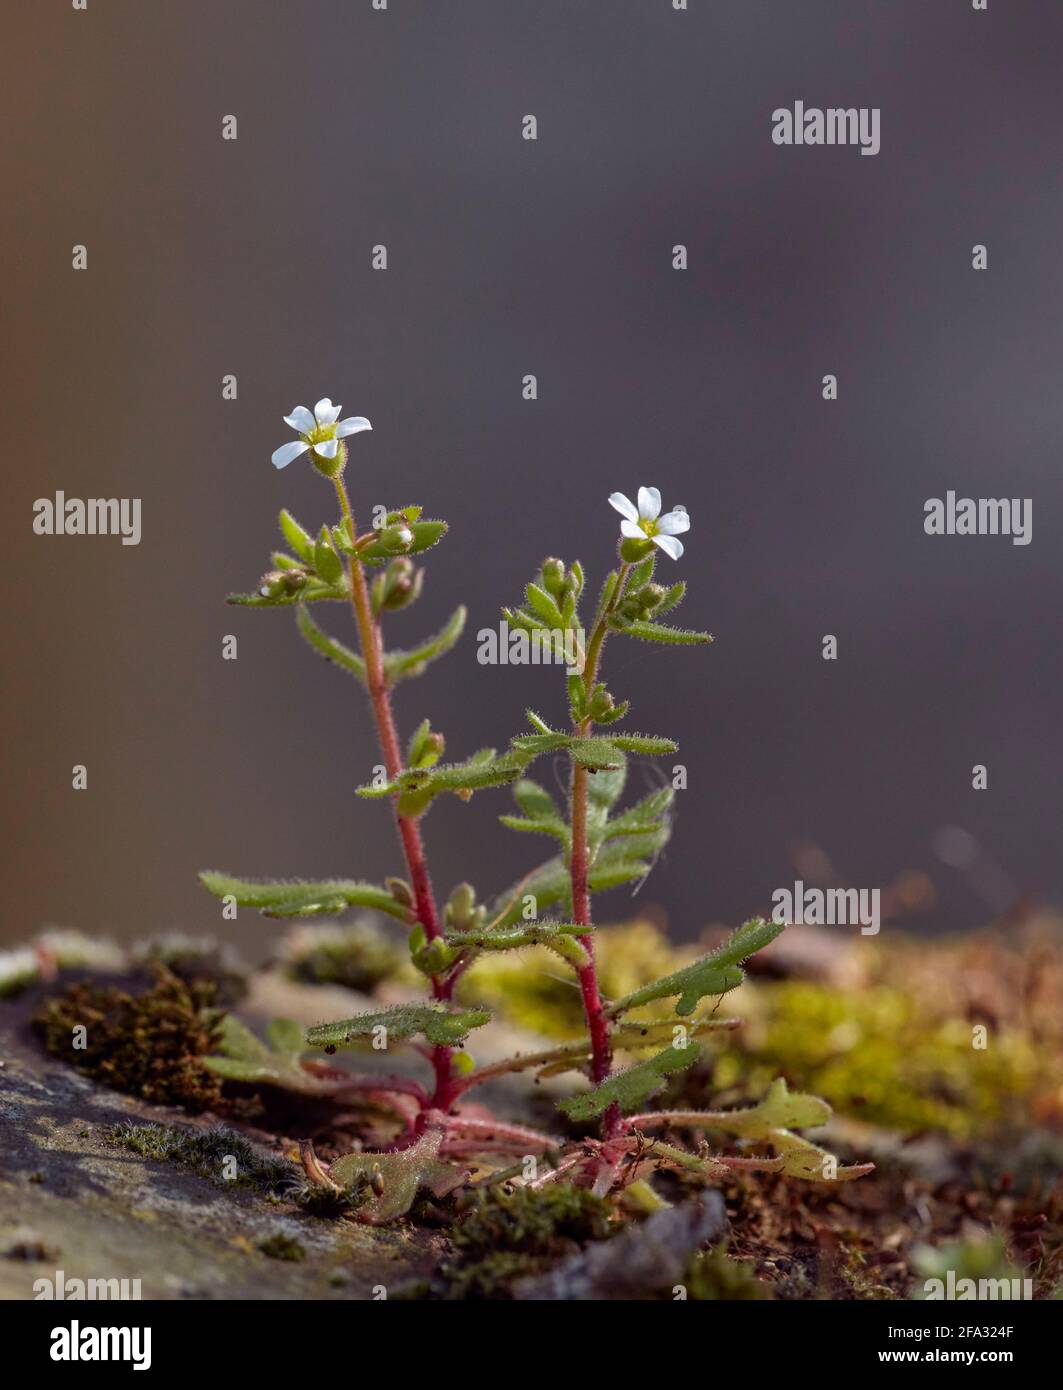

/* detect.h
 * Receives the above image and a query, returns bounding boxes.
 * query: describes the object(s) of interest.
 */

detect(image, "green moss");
[683,1243,769,1300]
[258,1232,306,1262]
[107,1121,295,1194]
[33,969,224,1109]
[279,921,408,993]
[132,935,248,1006]
[439,1183,618,1299]
[717,979,1044,1140]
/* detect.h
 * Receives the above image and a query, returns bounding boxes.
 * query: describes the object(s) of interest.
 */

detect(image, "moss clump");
[713,979,1044,1140]
[439,1183,617,1299]
[279,921,407,993]
[34,969,224,1109]
[132,935,248,1006]
[683,1243,769,1300]
[258,1232,306,1262]
[107,1120,295,1193]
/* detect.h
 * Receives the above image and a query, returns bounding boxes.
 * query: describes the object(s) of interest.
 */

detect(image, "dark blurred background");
[3,1,1060,956]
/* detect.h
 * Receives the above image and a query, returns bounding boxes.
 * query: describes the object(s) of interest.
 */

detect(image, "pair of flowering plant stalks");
[200,397,871,1223]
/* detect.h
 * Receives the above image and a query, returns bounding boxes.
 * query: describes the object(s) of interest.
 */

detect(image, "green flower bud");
[639,583,666,614]
[378,525,414,555]
[407,923,428,956]
[541,557,565,596]
[445,882,477,931]
[386,877,415,910]
[452,1050,475,1076]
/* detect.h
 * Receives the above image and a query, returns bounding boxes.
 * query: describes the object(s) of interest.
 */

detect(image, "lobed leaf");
[557,1041,701,1121]
[610,917,783,1017]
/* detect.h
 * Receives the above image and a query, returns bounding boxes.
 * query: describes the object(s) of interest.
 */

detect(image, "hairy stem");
[333,476,456,1114]
[569,562,631,1138]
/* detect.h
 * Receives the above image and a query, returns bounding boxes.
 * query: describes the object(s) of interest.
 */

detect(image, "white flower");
[608,487,690,560]
[271,398,372,470]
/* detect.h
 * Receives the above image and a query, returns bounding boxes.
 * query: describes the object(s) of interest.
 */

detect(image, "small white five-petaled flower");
[270,398,372,470]
[608,487,690,560]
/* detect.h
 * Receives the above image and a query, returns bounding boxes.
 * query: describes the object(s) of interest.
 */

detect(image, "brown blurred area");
[2,2,1061,956]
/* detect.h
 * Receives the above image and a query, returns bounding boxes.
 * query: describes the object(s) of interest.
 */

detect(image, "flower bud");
[378,525,414,555]
[386,877,415,910]
[258,571,287,598]
[541,557,565,596]
[639,583,666,614]
[445,882,478,931]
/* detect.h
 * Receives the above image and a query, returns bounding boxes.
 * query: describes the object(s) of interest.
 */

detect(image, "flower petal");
[271,440,310,470]
[657,508,690,536]
[637,487,661,521]
[314,398,342,425]
[620,519,644,539]
[335,416,372,438]
[653,533,683,560]
[608,492,638,522]
[313,438,340,459]
[283,406,315,434]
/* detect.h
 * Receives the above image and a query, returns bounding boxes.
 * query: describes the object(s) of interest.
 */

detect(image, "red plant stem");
[569,562,631,1140]
[333,477,456,1115]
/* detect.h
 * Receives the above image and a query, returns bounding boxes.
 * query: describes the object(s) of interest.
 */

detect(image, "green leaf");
[627,554,657,591]
[314,527,344,586]
[227,582,347,608]
[525,582,564,628]
[360,519,448,564]
[635,1078,874,1183]
[607,733,678,756]
[557,1041,700,1120]
[512,778,561,820]
[594,570,619,625]
[603,786,674,842]
[449,919,592,968]
[198,872,415,922]
[306,1003,490,1050]
[279,509,315,564]
[295,605,366,683]
[568,737,625,770]
[617,620,713,645]
[204,1015,351,1096]
[383,605,466,683]
[610,917,784,1016]
[358,744,533,816]
[328,1127,466,1223]
[586,765,628,855]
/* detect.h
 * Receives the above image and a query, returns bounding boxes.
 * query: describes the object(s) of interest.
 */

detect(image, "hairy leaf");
[329,1127,466,1223]
[449,919,592,968]
[383,605,466,683]
[359,519,448,564]
[198,872,414,922]
[557,1042,701,1120]
[610,917,783,1016]
[607,733,678,755]
[278,509,316,564]
[617,620,712,645]
[306,1003,491,1051]
[204,1015,351,1096]
[295,605,366,683]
